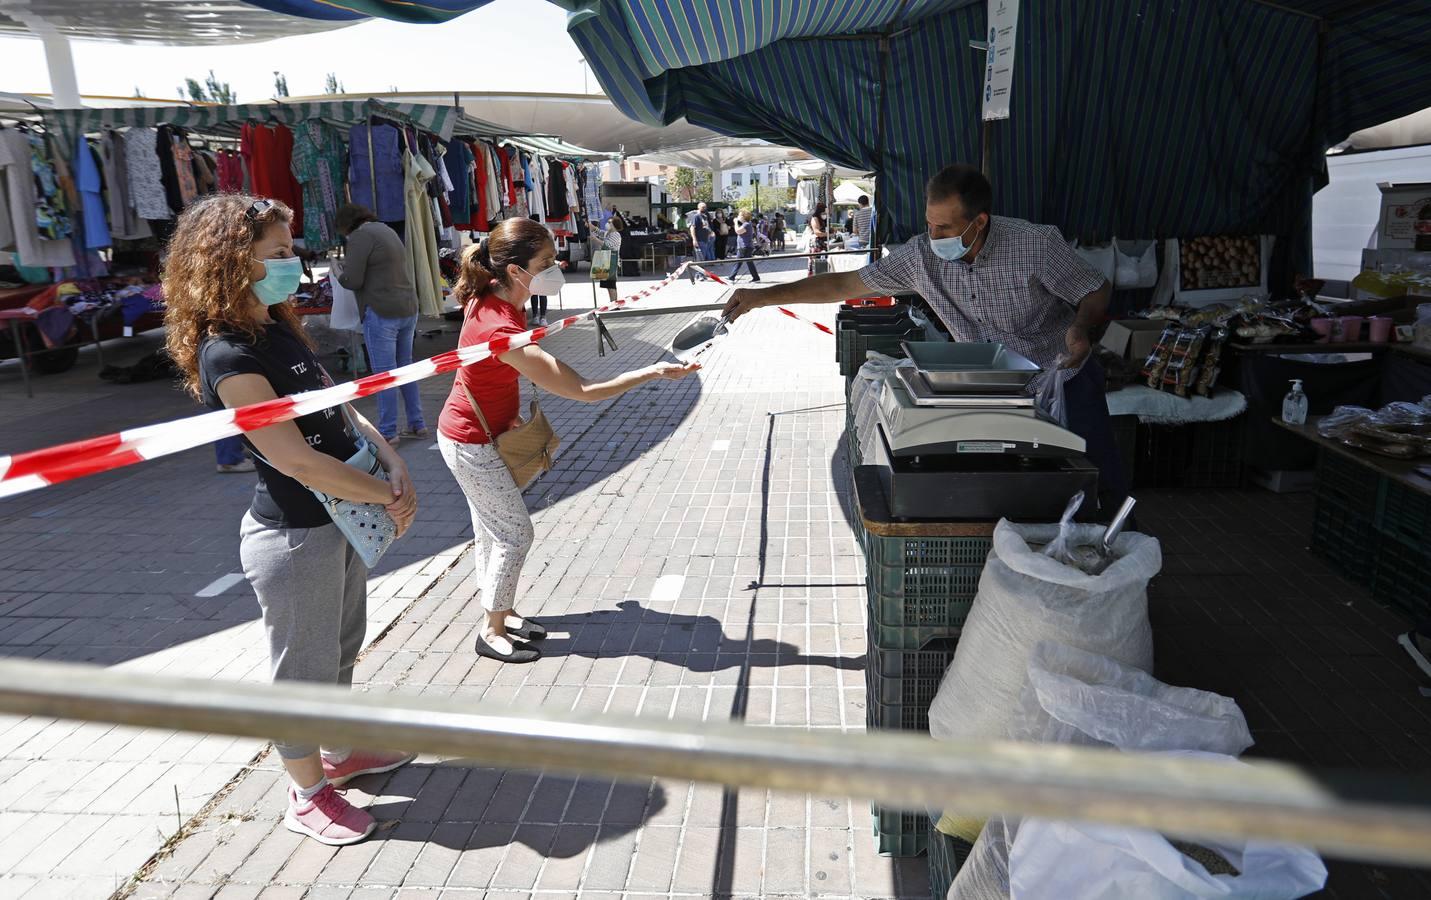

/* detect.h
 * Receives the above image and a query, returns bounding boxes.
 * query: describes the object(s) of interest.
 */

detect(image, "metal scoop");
[1088,496,1138,576]
[669,313,730,360]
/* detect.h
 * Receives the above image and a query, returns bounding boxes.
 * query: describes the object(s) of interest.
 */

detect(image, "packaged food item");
[1141,324,1180,387]
[1163,327,1209,397]
[1195,328,1228,397]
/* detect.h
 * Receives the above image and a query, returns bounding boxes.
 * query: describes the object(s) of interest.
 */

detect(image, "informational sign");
[590,249,614,282]
[982,0,1019,121]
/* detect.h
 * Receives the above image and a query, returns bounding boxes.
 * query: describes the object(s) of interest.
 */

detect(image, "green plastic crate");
[865,561,979,650]
[1316,450,1386,518]
[865,631,959,707]
[837,324,922,377]
[865,533,993,570]
[1379,481,1431,547]
[864,685,930,732]
[872,803,928,857]
[928,826,975,899]
[1372,535,1431,624]
[1311,497,1379,583]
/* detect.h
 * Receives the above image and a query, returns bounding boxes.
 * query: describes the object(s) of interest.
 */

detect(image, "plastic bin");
[865,561,979,650]
[865,631,959,707]
[928,825,975,899]
[1317,451,1386,518]
[837,323,923,377]
[1372,535,1431,624]
[1133,417,1248,489]
[872,803,928,857]
[864,686,930,732]
[1378,480,1431,547]
[1311,498,1380,583]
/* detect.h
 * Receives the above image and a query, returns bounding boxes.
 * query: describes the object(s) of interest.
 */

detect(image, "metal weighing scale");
[870,342,1099,520]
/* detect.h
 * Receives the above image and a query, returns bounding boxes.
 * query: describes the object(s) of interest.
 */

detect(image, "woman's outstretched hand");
[647,361,702,381]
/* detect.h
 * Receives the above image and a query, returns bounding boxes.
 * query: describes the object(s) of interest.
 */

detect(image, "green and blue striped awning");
[44,99,464,145]
[555,0,1431,259]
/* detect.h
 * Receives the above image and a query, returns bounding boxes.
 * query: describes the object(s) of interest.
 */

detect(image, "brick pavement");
[4,252,1431,898]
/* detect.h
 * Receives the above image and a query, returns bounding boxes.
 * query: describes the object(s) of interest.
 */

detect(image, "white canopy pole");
[711,146,722,202]
[1,7,84,108]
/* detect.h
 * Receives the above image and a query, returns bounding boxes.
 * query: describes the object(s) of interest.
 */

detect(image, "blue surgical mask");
[250,256,303,306]
[929,219,980,261]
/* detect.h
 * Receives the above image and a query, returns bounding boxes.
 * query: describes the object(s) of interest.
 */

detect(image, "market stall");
[0,98,613,389]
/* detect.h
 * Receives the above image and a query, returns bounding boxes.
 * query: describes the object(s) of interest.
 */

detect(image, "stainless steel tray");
[900,341,1043,391]
[894,367,1037,406]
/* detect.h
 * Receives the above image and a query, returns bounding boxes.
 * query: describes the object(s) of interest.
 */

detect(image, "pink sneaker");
[322,749,416,787]
[284,784,376,846]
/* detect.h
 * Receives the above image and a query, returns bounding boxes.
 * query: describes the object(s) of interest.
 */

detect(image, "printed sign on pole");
[983,0,1019,121]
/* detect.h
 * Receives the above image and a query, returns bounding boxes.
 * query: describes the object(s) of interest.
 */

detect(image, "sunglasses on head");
[245,199,275,221]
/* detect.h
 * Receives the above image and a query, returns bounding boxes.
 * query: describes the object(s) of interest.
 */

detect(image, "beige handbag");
[461,383,560,489]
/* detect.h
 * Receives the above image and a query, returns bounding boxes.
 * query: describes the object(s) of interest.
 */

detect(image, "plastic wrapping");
[949,644,1320,900]
[1040,491,1086,567]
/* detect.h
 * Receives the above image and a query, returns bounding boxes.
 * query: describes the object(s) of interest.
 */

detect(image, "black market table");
[1274,416,1431,619]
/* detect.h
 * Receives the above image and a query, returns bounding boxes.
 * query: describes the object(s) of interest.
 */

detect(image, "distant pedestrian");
[850,195,874,250]
[335,203,426,446]
[714,211,731,261]
[689,202,714,261]
[773,213,787,251]
[214,435,254,473]
[167,194,417,848]
[440,219,700,664]
[808,202,829,275]
[727,210,761,282]
[599,213,626,304]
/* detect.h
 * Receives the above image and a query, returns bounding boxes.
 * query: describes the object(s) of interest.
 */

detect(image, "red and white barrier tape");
[686,265,835,335]
[0,263,698,499]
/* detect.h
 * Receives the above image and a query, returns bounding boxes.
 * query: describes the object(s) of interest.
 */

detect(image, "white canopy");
[632,138,814,170]
[0,0,354,44]
[289,91,742,157]
[834,181,874,205]
[1340,106,1431,152]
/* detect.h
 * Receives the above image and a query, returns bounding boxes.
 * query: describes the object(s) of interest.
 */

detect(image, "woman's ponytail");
[454,242,495,304]
[453,218,553,306]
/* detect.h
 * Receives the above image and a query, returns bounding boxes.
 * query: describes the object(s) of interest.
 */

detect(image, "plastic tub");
[1339,315,1365,342]
[1368,316,1394,343]
[1309,318,1334,342]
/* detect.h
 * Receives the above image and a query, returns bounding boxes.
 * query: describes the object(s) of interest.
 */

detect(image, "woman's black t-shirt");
[199,323,358,529]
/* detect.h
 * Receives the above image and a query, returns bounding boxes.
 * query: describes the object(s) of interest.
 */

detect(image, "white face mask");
[522,263,565,296]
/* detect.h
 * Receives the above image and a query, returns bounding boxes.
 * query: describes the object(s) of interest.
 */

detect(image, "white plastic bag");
[928,522,1161,748]
[1114,240,1159,289]
[329,267,362,332]
[1010,754,1327,900]
[1073,241,1116,283]
[1040,491,1085,566]
[1031,354,1084,428]
[950,644,1302,900]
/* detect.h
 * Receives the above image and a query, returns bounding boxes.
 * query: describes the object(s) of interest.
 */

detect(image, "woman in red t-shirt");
[439,218,699,663]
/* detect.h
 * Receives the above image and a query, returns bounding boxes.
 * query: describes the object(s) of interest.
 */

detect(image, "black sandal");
[506,616,547,641]
[475,633,540,664]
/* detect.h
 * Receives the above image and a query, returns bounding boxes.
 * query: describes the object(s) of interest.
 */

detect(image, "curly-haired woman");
[165,194,417,846]
[440,218,699,664]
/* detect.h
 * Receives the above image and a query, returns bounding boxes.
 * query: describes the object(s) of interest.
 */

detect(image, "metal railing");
[1,658,1429,866]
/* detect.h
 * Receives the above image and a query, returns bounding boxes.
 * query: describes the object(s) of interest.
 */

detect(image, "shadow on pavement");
[535,599,863,673]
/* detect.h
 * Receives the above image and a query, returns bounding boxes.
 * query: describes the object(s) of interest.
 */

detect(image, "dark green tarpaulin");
[557,0,1431,274]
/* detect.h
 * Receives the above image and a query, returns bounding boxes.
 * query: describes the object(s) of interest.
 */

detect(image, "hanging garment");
[170,134,199,208]
[123,126,171,220]
[583,163,602,217]
[469,142,490,231]
[546,158,570,219]
[0,129,76,267]
[482,142,502,224]
[156,125,185,215]
[348,123,404,221]
[290,120,345,253]
[403,148,444,317]
[527,154,547,222]
[99,130,152,241]
[26,131,73,241]
[193,150,217,195]
[75,135,111,249]
[242,123,303,235]
[796,179,819,215]
[215,150,244,192]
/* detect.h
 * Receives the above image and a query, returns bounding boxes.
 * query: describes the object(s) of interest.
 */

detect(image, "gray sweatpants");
[239,510,367,760]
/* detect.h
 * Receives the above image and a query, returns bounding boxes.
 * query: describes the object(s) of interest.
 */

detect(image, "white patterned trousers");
[438,434,534,613]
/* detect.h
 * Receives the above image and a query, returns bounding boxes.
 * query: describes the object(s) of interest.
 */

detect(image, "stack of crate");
[854,468,993,857]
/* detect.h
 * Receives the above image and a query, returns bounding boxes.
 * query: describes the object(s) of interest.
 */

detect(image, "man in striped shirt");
[723,163,1126,513]
[851,195,874,249]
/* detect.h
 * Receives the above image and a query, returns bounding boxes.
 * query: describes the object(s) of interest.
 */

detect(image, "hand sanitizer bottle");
[1281,379,1308,425]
